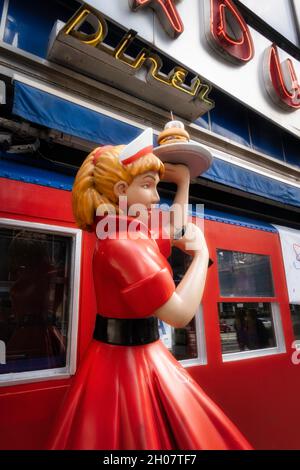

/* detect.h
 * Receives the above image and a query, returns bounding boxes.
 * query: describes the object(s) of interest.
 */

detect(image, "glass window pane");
[217,249,274,297]
[290,304,300,340]
[209,89,251,147]
[3,0,80,58]
[0,227,72,374]
[282,132,300,169]
[248,110,285,161]
[158,316,198,361]
[159,247,198,361]
[194,113,209,130]
[218,302,276,354]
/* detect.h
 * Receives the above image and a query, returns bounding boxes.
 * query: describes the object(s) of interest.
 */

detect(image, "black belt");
[93,314,159,346]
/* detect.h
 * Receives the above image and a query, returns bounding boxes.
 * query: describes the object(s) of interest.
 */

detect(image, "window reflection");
[217,250,274,297]
[290,304,300,340]
[159,247,198,361]
[0,228,71,373]
[218,302,276,354]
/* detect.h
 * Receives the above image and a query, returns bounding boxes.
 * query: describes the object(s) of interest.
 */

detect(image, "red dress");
[49,215,252,450]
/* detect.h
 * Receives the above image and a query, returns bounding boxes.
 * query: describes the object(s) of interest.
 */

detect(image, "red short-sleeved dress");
[49,215,251,450]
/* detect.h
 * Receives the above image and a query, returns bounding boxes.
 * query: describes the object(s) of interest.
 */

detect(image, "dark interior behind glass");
[0,227,71,373]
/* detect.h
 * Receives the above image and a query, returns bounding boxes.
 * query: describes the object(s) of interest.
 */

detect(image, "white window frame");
[221,302,286,362]
[180,305,207,368]
[0,217,82,386]
[160,305,207,368]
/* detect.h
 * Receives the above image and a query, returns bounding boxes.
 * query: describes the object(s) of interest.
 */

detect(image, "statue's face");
[114,171,159,216]
[126,171,160,210]
[114,171,159,223]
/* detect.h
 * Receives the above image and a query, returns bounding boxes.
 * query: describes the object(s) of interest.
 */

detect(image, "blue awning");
[11,80,300,208]
[12,80,140,145]
[203,157,300,208]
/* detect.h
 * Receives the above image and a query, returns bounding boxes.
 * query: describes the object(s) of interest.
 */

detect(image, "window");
[0,219,81,384]
[290,304,300,340]
[282,132,300,169]
[217,249,274,297]
[218,302,276,354]
[216,248,285,361]
[2,0,80,58]
[209,89,251,147]
[248,110,285,161]
[159,247,206,366]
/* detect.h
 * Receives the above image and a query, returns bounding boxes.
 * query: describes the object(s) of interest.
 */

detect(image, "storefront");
[0,0,299,450]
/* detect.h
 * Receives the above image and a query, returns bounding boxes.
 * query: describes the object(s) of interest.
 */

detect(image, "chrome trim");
[67,226,82,376]
[292,0,300,44]
[272,302,286,353]
[222,346,284,363]
[0,217,80,236]
[0,368,73,387]
[0,0,9,42]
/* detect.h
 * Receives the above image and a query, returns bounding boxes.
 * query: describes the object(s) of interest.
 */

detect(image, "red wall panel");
[0,179,299,449]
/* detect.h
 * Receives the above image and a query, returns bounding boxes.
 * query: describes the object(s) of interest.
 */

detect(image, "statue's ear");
[113,180,129,197]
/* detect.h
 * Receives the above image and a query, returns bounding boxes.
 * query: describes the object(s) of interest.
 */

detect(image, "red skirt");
[48,340,252,450]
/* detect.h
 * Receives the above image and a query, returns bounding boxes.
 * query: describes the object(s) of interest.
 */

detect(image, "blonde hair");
[72,145,164,231]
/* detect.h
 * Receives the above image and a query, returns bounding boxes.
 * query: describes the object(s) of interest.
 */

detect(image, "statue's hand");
[161,163,190,185]
[172,223,209,258]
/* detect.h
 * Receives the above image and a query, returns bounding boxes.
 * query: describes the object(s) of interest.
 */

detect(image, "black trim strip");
[233,0,300,61]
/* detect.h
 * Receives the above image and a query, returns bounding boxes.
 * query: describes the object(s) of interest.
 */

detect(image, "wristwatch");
[174,226,214,268]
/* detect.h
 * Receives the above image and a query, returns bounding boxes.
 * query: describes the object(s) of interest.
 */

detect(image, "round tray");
[153,142,213,178]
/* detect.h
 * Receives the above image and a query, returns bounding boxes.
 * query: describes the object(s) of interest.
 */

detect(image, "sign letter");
[64,6,107,47]
[129,0,184,38]
[264,44,300,110]
[204,0,254,63]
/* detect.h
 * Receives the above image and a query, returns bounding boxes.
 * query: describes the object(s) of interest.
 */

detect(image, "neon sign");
[204,0,254,63]
[264,44,300,110]
[129,0,184,39]
[62,6,213,109]
[127,0,299,112]
[49,2,300,117]
[113,30,209,101]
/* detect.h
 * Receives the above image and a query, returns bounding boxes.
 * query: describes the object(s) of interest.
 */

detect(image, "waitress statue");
[48,122,252,450]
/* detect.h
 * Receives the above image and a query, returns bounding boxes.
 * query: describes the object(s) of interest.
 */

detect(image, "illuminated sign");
[127,0,300,114]
[113,29,207,100]
[204,0,254,64]
[264,44,300,110]
[129,0,184,39]
[47,5,214,121]
[48,1,300,131]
